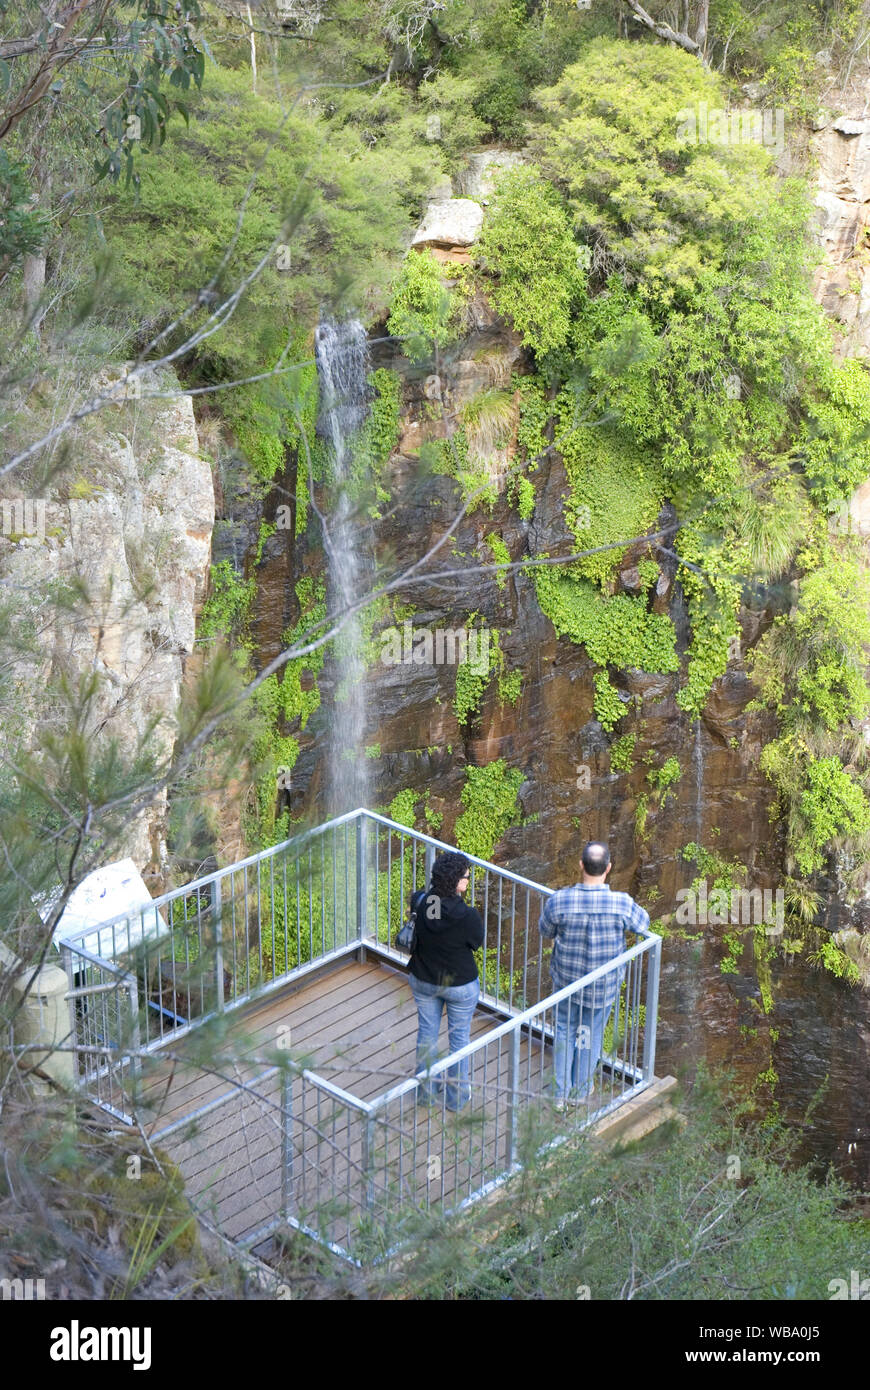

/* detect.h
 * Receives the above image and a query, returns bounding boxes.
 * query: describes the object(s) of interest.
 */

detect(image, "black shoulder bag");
[396,888,427,954]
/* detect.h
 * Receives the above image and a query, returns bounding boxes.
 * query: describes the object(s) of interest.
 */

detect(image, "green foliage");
[454,760,524,861]
[387,249,457,363]
[515,475,536,521]
[802,358,870,509]
[748,545,870,876]
[675,533,742,718]
[515,37,870,737]
[796,757,870,876]
[0,153,48,270]
[423,792,443,834]
[533,41,776,309]
[486,532,511,591]
[277,577,327,730]
[87,1,206,190]
[388,788,419,829]
[553,393,664,585]
[720,930,745,976]
[340,367,403,517]
[680,842,744,897]
[223,384,288,484]
[363,368,401,470]
[434,427,499,512]
[478,167,582,357]
[497,667,522,707]
[472,74,527,145]
[453,618,494,727]
[462,389,516,456]
[254,520,276,566]
[510,376,550,520]
[102,60,415,383]
[647,756,681,802]
[198,561,254,645]
[533,566,678,730]
[249,837,362,987]
[418,71,488,160]
[610,733,636,773]
[811,938,860,985]
[751,547,870,733]
[391,1067,870,1301]
[454,658,489,729]
[247,576,327,849]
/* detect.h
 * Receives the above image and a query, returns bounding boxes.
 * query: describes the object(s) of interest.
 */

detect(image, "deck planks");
[134,955,626,1255]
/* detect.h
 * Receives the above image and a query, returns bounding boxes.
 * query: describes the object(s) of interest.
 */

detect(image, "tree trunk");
[695,0,709,56]
[623,0,701,57]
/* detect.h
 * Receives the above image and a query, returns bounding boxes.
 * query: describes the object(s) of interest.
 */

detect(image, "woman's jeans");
[409,975,479,1111]
[553,994,614,1101]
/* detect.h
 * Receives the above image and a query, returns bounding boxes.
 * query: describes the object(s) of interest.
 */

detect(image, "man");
[538,841,650,1109]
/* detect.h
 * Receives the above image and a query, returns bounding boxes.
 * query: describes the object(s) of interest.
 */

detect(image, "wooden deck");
[136,956,500,1132]
[130,954,625,1256]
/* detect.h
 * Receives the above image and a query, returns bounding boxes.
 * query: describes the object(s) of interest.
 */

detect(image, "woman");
[408,851,484,1111]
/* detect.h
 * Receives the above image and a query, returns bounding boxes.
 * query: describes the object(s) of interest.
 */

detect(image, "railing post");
[356,815,367,961]
[362,1112,376,1214]
[211,877,224,1014]
[61,944,80,1084]
[282,1068,293,1223]
[125,971,141,1089]
[507,1023,521,1168]
[424,841,434,889]
[642,939,660,1083]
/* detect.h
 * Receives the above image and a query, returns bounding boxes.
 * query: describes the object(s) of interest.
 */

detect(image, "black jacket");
[408,889,485,987]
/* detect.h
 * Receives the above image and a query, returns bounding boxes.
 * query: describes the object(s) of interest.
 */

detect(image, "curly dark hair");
[430,851,470,899]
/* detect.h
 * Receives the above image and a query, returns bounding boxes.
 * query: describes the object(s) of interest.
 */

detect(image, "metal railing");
[357,810,553,1013]
[59,812,366,1050]
[58,808,661,1261]
[60,941,140,1123]
[361,931,658,1259]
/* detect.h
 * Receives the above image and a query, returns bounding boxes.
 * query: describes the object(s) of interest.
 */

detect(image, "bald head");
[582,841,611,879]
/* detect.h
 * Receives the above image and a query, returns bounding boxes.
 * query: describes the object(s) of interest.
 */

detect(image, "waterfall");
[314,315,370,815]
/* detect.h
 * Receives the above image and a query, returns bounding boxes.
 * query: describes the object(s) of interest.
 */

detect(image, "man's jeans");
[409,975,479,1111]
[553,992,614,1101]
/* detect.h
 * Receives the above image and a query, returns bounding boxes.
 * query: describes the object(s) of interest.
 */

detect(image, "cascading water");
[314,315,371,815]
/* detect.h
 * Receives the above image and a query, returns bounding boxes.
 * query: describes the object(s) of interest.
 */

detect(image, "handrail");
[358,809,557,897]
[56,806,368,946]
[370,930,660,1112]
[56,807,558,949]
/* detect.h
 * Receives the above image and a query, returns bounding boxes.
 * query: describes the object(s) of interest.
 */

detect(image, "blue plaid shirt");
[538,883,651,1009]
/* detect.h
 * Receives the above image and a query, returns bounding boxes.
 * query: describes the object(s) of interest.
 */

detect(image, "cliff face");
[806,113,870,934]
[271,129,870,943]
[810,117,870,364]
[283,160,784,914]
[0,370,214,880]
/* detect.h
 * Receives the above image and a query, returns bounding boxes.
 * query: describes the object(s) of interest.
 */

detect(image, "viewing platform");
[58,810,664,1263]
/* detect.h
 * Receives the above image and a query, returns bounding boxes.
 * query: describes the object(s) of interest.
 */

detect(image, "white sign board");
[42,859,169,963]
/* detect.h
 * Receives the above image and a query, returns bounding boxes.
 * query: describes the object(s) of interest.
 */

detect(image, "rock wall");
[284,153,784,913]
[268,133,870,930]
[0,368,214,881]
